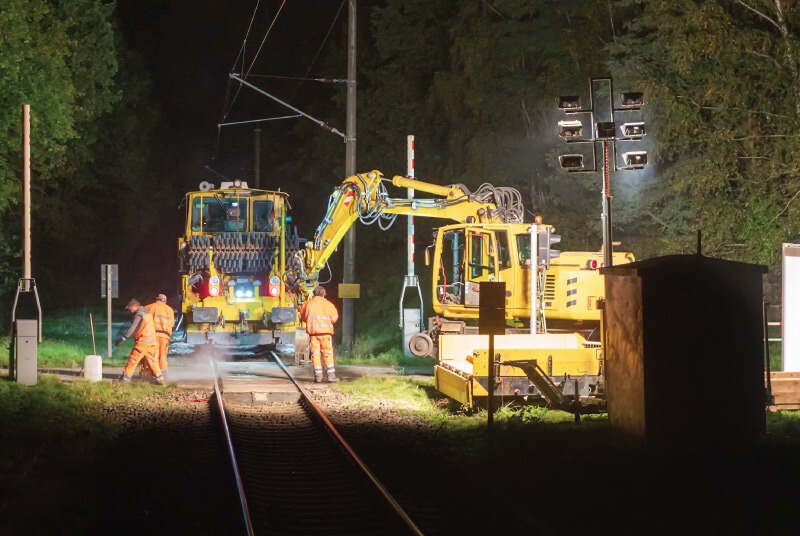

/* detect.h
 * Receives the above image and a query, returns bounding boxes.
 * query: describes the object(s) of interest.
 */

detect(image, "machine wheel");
[409,332,435,358]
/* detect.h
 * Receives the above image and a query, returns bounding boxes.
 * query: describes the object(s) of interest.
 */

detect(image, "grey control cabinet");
[15,319,38,386]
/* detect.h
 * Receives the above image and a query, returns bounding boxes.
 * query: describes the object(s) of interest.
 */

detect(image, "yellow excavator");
[289,170,635,410]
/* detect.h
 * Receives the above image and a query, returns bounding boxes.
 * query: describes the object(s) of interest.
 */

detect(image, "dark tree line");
[295,0,800,304]
[2,0,799,315]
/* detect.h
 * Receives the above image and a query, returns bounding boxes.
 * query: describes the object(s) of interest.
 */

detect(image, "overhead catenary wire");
[231,0,261,75]
[244,0,287,77]
[303,0,346,78]
[221,0,288,126]
[216,0,349,161]
[220,0,262,126]
[230,74,346,138]
[236,74,352,83]
[217,114,302,128]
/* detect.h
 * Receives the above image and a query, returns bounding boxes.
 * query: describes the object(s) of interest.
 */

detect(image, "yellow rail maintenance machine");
[289,170,634,410]
[178,180,308,356]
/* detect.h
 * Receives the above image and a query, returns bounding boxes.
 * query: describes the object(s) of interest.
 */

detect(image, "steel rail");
[210,358,255,536]
[269,351,424,536]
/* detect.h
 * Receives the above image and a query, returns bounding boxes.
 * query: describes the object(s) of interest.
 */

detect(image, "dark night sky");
[109,1,353,299]
[115,0,348,196]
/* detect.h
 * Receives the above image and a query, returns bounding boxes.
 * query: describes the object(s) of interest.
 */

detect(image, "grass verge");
[1,307,136,368]
[335,347,437,368]
[0,374,166,476]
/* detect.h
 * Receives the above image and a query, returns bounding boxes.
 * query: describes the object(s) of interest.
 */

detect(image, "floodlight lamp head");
[559,154,584,170]
[558,120,583,138]
[620,92,644,108]
[558,95,581,111]
[622,150,647,167]
[621,122,646,138]
[199,181,214,191]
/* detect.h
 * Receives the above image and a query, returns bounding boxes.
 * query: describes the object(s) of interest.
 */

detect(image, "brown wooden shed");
[600,254,767,446]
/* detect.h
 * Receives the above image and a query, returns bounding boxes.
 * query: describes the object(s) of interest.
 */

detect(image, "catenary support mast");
[342,0,357,350]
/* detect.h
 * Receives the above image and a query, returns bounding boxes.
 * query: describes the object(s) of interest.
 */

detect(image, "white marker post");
[399,135,424,355]
[407,135,415,276]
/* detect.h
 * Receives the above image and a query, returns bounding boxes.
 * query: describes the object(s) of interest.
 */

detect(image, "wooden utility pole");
[22,105,31,288]
[342,0,357,350]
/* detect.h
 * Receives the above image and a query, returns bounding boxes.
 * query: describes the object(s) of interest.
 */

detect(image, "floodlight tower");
[556,77,647,267]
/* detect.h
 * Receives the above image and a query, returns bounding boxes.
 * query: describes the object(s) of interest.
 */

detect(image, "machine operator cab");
[179,180,304,348]
[428,222,635,329]
[187,180,278,236]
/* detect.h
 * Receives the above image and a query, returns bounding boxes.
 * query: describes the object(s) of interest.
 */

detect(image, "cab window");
[253,200,274,232]
[496,231,512,270]
[468,232,496,281]
[191,196,247,232]
[515,233,532,267]
[437,230,465,303]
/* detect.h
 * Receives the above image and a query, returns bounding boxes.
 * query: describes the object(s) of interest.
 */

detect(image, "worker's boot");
[326,368,340,383]
[314,367,324,383]
[119,372,132,383]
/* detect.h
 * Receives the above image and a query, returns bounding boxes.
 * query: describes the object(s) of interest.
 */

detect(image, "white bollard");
[84,354,103,382]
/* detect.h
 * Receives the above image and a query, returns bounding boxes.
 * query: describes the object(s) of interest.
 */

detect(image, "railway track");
[209,352,423,536]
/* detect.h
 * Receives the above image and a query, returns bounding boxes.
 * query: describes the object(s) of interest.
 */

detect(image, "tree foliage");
[0,0,157,307]
[352,0,800,284]
[611,0,800,269]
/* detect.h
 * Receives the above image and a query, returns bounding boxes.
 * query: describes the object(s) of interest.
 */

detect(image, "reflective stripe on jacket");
[146,301,175,339]
[134,307,157,344]
[300,296,339,335]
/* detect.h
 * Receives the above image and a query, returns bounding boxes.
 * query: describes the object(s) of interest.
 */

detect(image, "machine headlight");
[209,276,220,286]
[269,275,281,287]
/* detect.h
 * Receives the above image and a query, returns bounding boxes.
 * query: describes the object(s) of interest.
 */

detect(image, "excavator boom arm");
[305,170,511,279]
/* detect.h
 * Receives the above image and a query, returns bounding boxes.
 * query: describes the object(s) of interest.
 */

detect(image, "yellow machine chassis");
[433,333,601,408]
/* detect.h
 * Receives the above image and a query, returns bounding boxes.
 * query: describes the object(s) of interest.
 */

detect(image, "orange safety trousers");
[155,337,170,371]
[123,342,161,377]
[309,334,334,369]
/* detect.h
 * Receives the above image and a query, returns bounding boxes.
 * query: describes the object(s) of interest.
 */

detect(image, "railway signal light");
[538,227,561,269]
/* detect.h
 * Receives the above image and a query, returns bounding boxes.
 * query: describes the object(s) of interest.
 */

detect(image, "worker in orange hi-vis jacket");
[146,294,175,373]
[300,286,340,383]
[116,299,165,385]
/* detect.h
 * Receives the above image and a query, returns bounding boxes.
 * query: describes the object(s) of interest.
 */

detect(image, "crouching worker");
[116,299,165,385]
[146,293,174,373]
[300,286,339,383]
